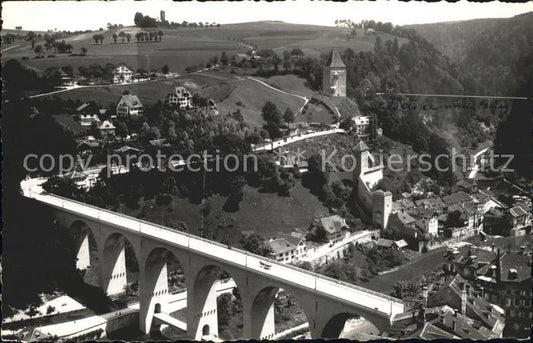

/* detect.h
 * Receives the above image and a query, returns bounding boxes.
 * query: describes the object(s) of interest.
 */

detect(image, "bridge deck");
[21,178,404,317]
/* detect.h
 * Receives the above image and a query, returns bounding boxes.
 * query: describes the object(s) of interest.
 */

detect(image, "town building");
[166,86,192,109]
[351,115,369,138]
[506,203,531,236]
[322,49,346,97]
[443,246,532,337]
[98,120,116,138]
[376,238,408,250]
[116,93,144,116]
[475,250,532,336]
[394,275,505,340]
[113,65,134,84]
[266,237,306,264]
[313,215,349,244]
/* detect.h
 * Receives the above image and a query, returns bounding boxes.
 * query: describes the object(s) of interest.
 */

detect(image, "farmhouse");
[57,67,73,86]
[166,86,192,109]
[98,120,116,138]
[113,65,134,84]
[116,93,144,117]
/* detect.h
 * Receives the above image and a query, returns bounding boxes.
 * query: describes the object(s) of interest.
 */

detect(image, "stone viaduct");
[22,179,405,340]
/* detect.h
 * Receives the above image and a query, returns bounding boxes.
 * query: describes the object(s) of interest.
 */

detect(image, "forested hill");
[404,12,533,95]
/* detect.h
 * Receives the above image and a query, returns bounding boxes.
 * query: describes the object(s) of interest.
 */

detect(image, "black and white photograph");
[1,0,532,341]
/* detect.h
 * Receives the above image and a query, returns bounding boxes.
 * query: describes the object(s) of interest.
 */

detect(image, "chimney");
[461,285,467,315]
[520,245,525,255]
[491,243,495,252]
[452,320,456,332]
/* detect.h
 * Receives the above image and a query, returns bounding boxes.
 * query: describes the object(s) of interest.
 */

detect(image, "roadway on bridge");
[21,178,405,319]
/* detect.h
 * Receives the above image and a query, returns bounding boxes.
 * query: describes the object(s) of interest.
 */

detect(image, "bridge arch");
[69,220,99,272]
[189,264,244,340]
[101,232,139,296]
[139,246,186,334]
[249,285,310,340]
[321,312,380,339]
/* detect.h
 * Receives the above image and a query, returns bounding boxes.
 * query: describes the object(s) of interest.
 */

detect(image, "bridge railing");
[30,189,404,314]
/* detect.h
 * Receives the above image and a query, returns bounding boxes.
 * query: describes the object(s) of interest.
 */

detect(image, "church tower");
[322,49,346,97]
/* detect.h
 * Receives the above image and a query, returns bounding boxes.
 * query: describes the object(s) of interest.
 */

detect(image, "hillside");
[3,21,406,73]
[404,12,533,95]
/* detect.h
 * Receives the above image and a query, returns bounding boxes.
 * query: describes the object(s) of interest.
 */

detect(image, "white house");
[166,86,192,109]
[113,65,134,84]
[266,237,307,263]
[351,115,369,138]
[98,120,116,138]
[116,93,144,117]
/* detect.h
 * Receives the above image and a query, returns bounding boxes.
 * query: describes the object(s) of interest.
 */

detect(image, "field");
[139,183,329,240]
[4,22,405,74]
[360,247,447,293]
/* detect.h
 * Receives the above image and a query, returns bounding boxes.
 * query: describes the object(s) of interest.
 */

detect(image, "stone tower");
[322,49,346,97]
[372,190,393,230]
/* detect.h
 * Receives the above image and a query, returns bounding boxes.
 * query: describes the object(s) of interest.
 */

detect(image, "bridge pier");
[100,236,128,296]
[245,287,277,339]
[188,268,219,340]
[139,252,170,334]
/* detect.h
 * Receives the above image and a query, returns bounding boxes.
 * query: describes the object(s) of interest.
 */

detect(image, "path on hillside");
[237,42,254,50]
[1,44,21,52]
[247,76,309,115]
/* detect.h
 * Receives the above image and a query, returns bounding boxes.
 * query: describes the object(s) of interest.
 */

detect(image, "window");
[514,298,520,306]
[506,298,512,306]
[510,310,515,317]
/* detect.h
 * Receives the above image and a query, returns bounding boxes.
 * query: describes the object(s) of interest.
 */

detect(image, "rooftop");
[317,215,346,234]
[443,191,474,206]
[325,48,345,68]
[267,238,296,255]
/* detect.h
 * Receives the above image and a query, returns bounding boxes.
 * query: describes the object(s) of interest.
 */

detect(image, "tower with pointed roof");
[322,49,346,97]
[352,141,391,230]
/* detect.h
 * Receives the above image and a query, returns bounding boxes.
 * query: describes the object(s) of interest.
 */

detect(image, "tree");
[112,33,118,44]
[157,30,163,42]
[26,305,39,319]
[126,33,131,43]
[34,44,43,57]
[264,121,281,140]
[162,64,170,74]
[261,101,282,124]
[283,108,295,123]
[80,47,87,55]
[241,234,271,256]
[220,51,229,66]
[217,293,233,326]
[46,305,56,315]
